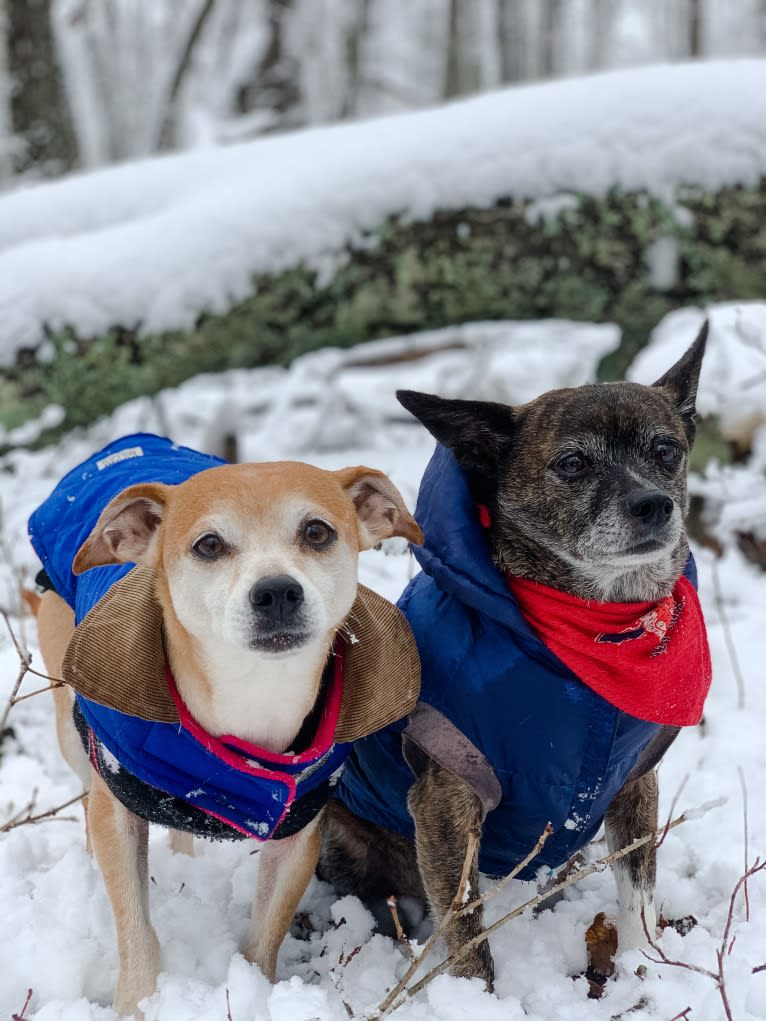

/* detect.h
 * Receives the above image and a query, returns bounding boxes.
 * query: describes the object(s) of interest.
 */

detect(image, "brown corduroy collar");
[62,566,420,743]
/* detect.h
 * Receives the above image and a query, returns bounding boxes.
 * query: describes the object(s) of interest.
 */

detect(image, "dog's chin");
[579,525,682,568]
[248,629,314,656]
[604,539,672,563]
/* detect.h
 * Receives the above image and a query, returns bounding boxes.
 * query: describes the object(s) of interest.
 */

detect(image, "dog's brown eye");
[302,519,335,548]
[192,533,226,559]
[653,440,683,467]
[555,453,589,477]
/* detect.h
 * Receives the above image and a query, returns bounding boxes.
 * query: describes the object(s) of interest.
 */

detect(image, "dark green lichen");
[2,180,764,452]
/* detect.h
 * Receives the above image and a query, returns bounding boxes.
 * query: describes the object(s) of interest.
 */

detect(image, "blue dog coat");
[336,445,700,878]
[29,434,350,841]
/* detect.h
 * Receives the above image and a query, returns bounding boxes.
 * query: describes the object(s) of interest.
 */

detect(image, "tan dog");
[32,456,421,1016]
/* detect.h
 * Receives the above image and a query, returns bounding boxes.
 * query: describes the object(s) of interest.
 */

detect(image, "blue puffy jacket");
[29,434,349,841]
[336,445,692,878]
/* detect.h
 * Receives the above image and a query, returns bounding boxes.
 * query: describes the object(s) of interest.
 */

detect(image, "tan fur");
[33,458,421,1016]
[36,592,92,848]
[20,587,42,616]
[245,815,323,980]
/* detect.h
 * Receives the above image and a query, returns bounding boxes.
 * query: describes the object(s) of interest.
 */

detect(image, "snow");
[1,312,766,1019]
[629,303,766,446]
[0,59,765,360]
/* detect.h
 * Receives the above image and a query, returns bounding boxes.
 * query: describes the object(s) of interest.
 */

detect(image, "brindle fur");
[408,761,494,985]
[320,324,708,988]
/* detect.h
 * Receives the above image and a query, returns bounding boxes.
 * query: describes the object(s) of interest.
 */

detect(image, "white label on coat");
[96,446,144,470]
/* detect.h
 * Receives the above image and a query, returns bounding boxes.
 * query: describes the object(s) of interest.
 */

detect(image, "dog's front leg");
[605,769,658,952]
[245,813,322,982]
[89,770,160,1016]
[408,761,494,990]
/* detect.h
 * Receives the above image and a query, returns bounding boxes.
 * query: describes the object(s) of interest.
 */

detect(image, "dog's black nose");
[625,489,674,527]
[249,575,304,622]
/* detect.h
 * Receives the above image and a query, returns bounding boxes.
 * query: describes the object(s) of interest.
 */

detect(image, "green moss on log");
[2,181,765,448]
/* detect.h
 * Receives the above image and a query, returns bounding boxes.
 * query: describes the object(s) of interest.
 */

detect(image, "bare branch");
[656,773,689,850]
[387,896,415,963]
[455,822,553,918]
[10,681,66,705]
[1,792,86,834]
[11,986,33,1021]
[738,766,750,921]
[0,611,65,737]
[377,799,724,1015]
[711,556,746,710]
[642,852,766,1021]
[375,827,479,1017]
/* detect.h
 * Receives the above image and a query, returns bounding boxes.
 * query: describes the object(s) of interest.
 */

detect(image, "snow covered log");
[0,59,764,444]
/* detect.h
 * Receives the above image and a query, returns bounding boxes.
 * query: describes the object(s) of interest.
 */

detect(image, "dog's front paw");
[113,929,161,1018]
[449,942,495,993]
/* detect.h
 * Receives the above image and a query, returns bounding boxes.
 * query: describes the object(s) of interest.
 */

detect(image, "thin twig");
[0,613,30,734]
[11,986,33,1021]
[667,1009,692,1021]
[643,856,766,1021]
[710,557,746,711]
[0,792,86,833]
[10,681,65,705]
[455,822,553,918]
[738,766,750,921]
[0,611,65,735]
[656,774,689,850]
[375,828,479,1017]
[388,800,724,1012]
[387,897,415,962]
[1,608,31,662]
[16,663,64,686]
[2,791,38,829]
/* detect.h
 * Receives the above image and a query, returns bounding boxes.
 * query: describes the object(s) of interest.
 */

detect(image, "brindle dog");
[320,323,708,988]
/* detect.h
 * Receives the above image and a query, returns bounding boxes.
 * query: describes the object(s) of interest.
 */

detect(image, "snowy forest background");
[1,4,766,1020]
[2,0,766,183]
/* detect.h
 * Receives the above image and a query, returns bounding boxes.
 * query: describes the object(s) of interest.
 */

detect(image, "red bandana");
[506,574,712,726]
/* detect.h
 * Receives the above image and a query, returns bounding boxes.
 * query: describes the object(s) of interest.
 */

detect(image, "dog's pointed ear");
[652,320,708,433]
[397,390,514,473]
[336,467,423,550]
[73,483,170,574]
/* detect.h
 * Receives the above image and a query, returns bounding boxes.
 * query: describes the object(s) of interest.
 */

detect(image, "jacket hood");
[410,444,698,653]
[411,445,547,649]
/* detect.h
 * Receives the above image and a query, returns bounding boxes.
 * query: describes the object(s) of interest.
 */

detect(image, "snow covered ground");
[0,310,765,1020]
[0,58,765,362]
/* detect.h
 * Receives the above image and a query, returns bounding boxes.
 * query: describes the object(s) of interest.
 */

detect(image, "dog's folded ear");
[396,390,514,474]
[335,467,423,549]
[73,483,170,574]
[652,319,708,437]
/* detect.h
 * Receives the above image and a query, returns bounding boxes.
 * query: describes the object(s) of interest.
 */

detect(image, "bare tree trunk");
[7,0,75,175]
[445,0,484,98]
[445,0,461,98]
[157,0,216,149]
[341,0,371,117]
[539,0,563,77]
[237,0,301,127]
[498,0,527,82]
[588,0,611,69]
[0,0,14,183]
[689,0,703,56]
